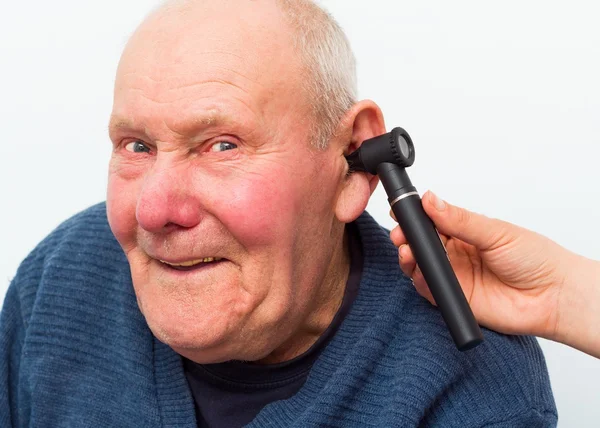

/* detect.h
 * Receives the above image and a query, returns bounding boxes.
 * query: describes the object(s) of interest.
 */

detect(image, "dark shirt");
[183,222,363,428]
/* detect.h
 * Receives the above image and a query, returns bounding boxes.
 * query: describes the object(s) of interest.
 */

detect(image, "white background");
[1,0,598,426]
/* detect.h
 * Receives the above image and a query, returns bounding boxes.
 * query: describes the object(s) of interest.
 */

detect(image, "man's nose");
[136,160,204,233]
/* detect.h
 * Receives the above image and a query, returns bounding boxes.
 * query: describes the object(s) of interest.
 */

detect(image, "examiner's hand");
[390,191,600,358]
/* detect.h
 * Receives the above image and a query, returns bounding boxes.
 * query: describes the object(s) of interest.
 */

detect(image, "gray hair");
[155,0,358,149]
[275,0,357,149]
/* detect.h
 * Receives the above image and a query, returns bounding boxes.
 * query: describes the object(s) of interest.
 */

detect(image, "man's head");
[106,0,385,364]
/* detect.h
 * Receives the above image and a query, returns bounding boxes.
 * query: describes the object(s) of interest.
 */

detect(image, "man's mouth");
[159,257,225,271]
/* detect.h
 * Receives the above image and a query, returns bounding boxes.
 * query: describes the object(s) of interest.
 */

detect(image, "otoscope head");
[345,127,415,175]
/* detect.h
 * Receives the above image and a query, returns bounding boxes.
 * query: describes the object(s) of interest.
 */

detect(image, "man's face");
[106,1,349,363]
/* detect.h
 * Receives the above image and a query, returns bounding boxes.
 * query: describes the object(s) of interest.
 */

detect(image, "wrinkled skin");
[106,0,384,364]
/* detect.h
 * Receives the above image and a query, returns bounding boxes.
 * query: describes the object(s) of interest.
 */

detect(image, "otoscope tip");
[345,150,365,173]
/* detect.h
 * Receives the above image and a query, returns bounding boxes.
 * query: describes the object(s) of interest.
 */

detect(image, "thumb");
[422,191,508,251]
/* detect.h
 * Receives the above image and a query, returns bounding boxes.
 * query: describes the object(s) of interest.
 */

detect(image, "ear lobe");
[334,99,386,223]
[335,171,372,223]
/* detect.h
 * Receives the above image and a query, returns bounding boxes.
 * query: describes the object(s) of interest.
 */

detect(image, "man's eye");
[210,141,238,152]
[125,141,151,154]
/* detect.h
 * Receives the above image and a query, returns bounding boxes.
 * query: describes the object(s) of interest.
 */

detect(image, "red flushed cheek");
[106,175,139,248]
[211,171,301,247]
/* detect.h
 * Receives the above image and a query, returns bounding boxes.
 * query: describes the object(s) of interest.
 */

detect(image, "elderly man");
[1,0,557,427]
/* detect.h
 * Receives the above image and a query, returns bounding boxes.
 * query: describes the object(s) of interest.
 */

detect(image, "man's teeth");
[160,257,222,267]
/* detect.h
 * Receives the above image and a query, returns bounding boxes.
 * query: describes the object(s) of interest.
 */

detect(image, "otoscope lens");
[397,135,411,159]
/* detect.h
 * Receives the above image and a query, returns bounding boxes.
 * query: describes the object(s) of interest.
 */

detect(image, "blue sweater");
[0,203,557,427]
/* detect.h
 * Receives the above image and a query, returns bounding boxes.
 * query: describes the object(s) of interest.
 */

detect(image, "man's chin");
[141,308,233,352]
[145,315,273,364]
[148,321,230,359]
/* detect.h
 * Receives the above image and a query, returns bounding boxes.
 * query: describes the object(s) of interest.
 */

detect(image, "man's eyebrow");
[108,118,132,133]
[108,110,229,138]
[108,117,145,137]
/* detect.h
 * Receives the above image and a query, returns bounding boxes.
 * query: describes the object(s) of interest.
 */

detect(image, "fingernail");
[429,191,446,211]
[398,245,406,260]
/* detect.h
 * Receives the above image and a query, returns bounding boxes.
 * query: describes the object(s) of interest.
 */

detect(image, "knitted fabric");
[0,202,557,427]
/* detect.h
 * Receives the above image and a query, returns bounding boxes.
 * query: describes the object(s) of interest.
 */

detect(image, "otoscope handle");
[377,162,484,351]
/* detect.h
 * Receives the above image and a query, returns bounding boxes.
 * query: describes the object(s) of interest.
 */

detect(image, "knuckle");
[455,206,472,227]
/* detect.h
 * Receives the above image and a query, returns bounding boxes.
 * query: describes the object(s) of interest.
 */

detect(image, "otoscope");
[345,127,484,351]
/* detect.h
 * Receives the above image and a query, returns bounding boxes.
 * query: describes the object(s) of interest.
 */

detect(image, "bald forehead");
[118,0,299,90]
[111,0,314,147]
[141,0,289,48]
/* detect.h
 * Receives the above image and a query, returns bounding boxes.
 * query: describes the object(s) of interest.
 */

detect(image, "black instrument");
[345,127,483,351]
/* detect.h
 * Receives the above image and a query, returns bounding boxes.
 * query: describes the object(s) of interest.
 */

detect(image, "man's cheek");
[214,175,299,246]
[106,176,138,245]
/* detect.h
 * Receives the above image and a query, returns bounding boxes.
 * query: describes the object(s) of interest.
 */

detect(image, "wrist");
[553,253,600,358]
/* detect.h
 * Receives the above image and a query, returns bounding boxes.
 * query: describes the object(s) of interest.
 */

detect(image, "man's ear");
[334,100,386,223]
